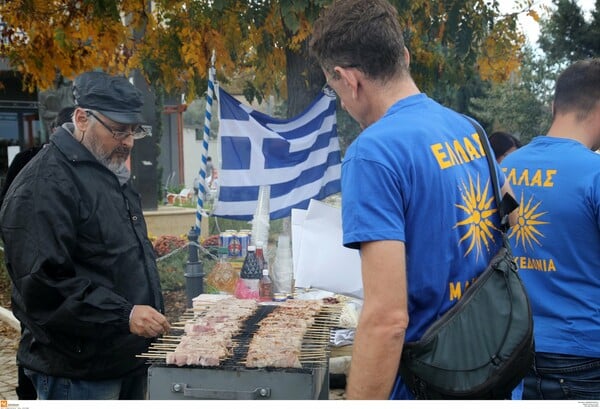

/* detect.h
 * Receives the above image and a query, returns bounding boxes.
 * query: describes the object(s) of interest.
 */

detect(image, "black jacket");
[0,126,164,380]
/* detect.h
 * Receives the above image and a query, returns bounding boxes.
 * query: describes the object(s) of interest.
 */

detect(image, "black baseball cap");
[72,71,145,125]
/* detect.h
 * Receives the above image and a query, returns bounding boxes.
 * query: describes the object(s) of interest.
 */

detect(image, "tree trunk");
[284,40,325,117]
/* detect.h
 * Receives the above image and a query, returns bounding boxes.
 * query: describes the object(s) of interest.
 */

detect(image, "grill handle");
[172,383,271,399]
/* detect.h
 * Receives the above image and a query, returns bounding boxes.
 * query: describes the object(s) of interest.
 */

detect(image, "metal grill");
[144,302,340,400]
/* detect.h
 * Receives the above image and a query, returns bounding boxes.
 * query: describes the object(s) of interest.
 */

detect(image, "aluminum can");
[227,234,242,258]
[237,233,250,258]
[239,229,252,246]
[219,232,232,248]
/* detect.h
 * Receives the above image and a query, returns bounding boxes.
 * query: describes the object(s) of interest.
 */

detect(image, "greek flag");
[213,88,341,220]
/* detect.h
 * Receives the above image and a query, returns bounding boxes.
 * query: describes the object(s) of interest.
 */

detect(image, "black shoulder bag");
[399,119,534,399]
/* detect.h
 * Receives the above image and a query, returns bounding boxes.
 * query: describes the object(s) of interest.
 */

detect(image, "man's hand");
[129,305,171,338]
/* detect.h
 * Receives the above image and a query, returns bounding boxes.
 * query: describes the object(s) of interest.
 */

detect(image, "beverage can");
[219,232,232,248]
[239,229,252,246]
[237,233,250,258]
[227,234,242,258]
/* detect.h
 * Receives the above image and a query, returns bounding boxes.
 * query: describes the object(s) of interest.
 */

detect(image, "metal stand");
[185,226,204,308]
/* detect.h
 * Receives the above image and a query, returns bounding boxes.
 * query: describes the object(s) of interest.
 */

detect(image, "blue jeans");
[523,352,600,400]
[24,368,147,400]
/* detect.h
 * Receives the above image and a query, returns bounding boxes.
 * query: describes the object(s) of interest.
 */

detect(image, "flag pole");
[196,50,216,234]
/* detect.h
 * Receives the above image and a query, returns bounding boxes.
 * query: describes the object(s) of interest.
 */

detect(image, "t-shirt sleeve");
[342,157,407,249]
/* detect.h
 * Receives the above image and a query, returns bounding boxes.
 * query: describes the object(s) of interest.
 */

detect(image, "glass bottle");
[206,247,237,294]
[259,269,273,302]
[240,245,262,279]
[256,241,266,271]
[235,245,261,299]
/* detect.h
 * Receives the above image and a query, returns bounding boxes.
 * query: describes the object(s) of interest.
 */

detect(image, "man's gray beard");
[87,134,131,185]
[103,159,131,185]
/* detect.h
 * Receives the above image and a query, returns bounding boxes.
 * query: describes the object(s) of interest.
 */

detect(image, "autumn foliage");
[0,0,530,102]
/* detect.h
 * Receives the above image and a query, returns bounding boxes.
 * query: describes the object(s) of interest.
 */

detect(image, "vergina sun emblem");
[509,191,549,251]
[454,173,499,260]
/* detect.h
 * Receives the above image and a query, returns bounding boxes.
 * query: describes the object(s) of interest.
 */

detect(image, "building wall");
[183,128,218,189]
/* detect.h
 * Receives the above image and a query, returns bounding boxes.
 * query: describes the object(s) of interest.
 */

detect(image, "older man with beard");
[0,71,169,400]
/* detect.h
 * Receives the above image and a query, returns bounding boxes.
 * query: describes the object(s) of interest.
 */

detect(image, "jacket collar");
[50,124,99,163]
[51,124,132,186]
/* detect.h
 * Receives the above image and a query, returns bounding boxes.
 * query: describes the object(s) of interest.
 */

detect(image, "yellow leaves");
[527,9,540,22]
[1,0,530,101]
[0,0,146,91]
[1,1,275,98]
[477,20,525,83]
[289,14,311,52]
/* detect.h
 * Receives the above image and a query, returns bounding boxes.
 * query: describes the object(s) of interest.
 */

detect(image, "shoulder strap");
[463,116,517,233]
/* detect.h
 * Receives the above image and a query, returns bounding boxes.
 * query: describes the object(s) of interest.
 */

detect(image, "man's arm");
[346,240,409,399]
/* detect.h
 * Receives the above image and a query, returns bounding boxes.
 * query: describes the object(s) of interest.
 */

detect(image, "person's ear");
[336,66,360,100]
[73,108,89,131]
[403,46,411,68]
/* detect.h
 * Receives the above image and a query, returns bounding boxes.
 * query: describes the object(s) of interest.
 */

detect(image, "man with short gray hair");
[0,70,169,400]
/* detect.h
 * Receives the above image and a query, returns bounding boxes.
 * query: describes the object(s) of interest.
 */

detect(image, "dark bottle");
[240,245,262,279]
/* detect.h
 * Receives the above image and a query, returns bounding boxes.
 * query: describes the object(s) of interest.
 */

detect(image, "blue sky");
[498,0,596,45]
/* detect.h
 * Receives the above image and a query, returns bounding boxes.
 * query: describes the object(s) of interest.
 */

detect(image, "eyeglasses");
[322,83,337,98]
[86,110,146,141]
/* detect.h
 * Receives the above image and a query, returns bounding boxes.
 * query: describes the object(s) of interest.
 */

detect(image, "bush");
[156,249,188,291]
[153,234,218,292]
[153,235,187,258]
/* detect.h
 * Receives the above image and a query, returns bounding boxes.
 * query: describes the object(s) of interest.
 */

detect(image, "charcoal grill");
[145,304,336,400]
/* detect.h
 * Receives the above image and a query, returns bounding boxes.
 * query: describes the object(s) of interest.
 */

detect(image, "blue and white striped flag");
[213,88,341,220]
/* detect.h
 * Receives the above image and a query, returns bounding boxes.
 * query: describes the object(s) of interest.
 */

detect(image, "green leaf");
[282,9,300,32]
[54,28,66,47]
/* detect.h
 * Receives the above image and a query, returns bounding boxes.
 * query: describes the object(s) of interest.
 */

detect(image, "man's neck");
[546,112,598,149]
[362,76,421,127]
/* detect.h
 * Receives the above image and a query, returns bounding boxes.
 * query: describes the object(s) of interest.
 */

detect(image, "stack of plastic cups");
[251,185,270,247]
[273,234,293,295]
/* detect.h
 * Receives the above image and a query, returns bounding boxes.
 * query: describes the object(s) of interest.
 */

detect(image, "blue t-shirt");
[342,94,506,399]
[501,136,600,358]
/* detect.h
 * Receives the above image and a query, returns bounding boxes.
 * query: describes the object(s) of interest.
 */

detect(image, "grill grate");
[145,303,336,373]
